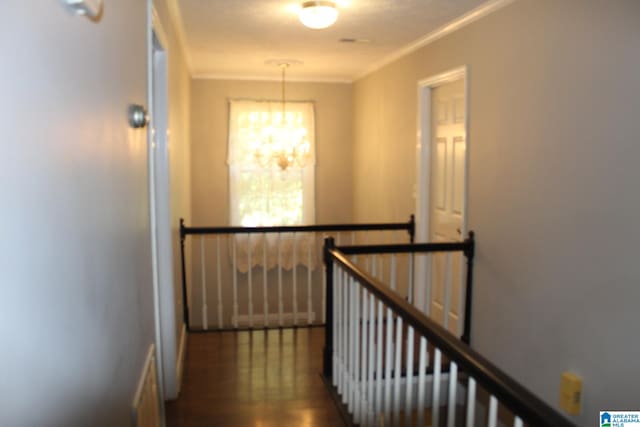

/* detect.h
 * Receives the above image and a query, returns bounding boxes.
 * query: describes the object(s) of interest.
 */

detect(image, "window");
[227,100,316,271]
[228,100,315,227]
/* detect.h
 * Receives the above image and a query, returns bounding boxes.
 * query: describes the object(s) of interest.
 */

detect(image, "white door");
[429,78,466,334]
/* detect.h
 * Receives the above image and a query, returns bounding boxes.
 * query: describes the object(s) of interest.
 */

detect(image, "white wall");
[0,2,154,426]
[352,0,640,424]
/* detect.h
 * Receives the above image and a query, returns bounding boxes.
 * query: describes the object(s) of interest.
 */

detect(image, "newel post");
[323,237,335,379]
[179,218,191,331]
[408,214,416,243]
[461,230,475,344]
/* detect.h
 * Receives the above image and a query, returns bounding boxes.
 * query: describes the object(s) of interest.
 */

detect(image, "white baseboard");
[231,311,316,327]
[176,323,187,394]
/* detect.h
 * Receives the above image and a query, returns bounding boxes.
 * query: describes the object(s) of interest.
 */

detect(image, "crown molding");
[166,0,194,73]
[354,0,517,81]
[192,73,353,84]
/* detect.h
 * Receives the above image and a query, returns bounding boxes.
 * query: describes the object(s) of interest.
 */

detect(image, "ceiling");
[175,0,494,81]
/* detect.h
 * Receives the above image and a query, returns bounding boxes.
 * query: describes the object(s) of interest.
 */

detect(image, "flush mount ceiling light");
[299,1,339,29]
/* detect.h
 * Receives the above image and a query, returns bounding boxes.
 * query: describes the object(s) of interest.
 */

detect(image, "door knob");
[128,104,148,129]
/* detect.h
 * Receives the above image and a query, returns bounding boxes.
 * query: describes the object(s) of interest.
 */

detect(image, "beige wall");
[153,0,193,399]
[352,0,640,424]
[190,79,353,225]
[1,2,153,425]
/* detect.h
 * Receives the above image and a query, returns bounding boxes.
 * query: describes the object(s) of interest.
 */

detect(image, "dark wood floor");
[166,327,346,427]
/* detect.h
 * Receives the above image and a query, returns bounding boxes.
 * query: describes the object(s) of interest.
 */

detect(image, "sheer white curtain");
[228,99,316,272]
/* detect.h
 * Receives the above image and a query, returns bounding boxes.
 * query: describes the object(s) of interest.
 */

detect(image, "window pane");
[237,168,303,226]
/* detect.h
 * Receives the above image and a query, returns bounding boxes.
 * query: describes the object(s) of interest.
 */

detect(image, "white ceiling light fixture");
[299,1,339,30]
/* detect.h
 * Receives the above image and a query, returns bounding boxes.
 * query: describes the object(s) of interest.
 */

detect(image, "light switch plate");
[559,372,582,415]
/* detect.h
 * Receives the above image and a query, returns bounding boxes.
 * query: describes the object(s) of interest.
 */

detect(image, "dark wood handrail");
[323,237,575,427]
[180,215,415,240]
[336,240,472,256]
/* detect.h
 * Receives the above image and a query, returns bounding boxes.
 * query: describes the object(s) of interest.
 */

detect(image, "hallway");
[166,327,345,426]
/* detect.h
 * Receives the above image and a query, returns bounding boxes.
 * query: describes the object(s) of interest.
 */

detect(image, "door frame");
[414,66,469,316]
[147,2,178,409]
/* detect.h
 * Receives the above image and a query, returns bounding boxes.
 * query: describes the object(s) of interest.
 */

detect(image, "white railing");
[323,238,576,427]
[178,218,415,331]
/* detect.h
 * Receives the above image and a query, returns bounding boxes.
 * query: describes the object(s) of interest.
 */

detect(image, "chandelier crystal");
[253,64,311,171]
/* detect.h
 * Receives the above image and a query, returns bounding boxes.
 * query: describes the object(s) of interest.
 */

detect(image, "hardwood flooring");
[165,327,346,427]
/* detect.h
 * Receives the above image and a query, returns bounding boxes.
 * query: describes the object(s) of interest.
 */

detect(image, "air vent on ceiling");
[339,38,371,44]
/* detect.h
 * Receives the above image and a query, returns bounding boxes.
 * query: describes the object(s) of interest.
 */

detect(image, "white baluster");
[425,253,432,316]
[353,280,361,423]
[443,252,452,330]
[293,234,297,326]
[216,236,223,329]
[361,289,369,426]
[346,276,352,409]
[393,317,403,423]
[232,237,238,328]
[248,233,253,328]
[371,255,377,277]
[432,349,442,427]
[278,233,283,327]
[384,306,393,422]
[322,234,327,324]
[458,251,466,337]
[417,337,427,427]
[405,326,414,427]
[351,231,357,263]
[307,235,312,325]
[367,293,376,426]
[408,253,414,305]
[488,395,498,427]
[263,234,268,327]
[465,377,476,427]
[335,266,342,392]
[447,361,458,427]
[342,270,349,404]
[200,236,208,330]
[375,300,384,423]
[390,255,397,291]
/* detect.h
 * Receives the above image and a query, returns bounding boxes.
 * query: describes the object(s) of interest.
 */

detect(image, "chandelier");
[253,63,311,171]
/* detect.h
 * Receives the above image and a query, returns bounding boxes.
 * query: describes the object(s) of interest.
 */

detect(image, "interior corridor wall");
[351,0,640,424]
[0,2,153,426]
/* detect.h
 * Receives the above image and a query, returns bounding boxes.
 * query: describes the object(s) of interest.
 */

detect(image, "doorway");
[415,67,468,336]
[148,6,178,406]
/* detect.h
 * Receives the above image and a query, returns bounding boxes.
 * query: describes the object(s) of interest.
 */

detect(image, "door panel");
[429,78,465,335]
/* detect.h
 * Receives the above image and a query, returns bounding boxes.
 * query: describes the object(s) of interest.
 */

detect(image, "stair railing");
[179,216,414,331]
[323,236,575,427]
